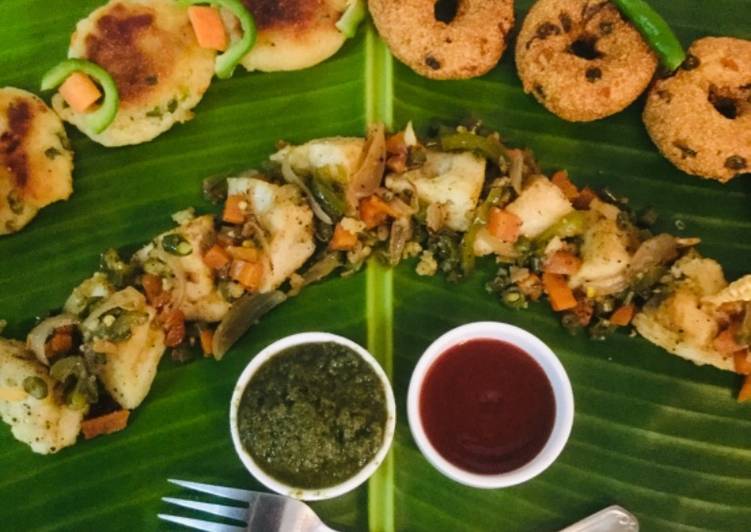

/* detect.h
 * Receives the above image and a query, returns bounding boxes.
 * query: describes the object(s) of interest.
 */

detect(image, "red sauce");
[419,338,555,474]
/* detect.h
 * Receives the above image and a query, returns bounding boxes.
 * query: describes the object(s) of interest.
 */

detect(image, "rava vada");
[0,88,73,235]
[369,0,515,80]
[643,36,751,183]
[53,0,216,147]
[516,0,657,121]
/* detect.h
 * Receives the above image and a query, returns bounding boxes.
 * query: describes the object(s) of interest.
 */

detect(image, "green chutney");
[237,342,388,489]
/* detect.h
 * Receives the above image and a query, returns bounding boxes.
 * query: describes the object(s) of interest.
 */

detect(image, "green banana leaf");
[1,1,750,530]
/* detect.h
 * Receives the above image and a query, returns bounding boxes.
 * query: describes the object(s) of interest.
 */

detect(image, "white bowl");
[229,332,396,500]
[407,321,574,489]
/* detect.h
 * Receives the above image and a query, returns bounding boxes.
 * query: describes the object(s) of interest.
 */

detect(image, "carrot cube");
[203,244,231,269]
[230,259,264,291]
[223,195,246,224]
[329,223,358,251]
[59,72,102,113]
[188,6,228,51]
[542,272,577,311]
[487,207,522,243]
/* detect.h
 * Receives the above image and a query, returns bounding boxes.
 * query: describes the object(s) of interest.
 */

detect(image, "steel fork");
[159,479,336,532]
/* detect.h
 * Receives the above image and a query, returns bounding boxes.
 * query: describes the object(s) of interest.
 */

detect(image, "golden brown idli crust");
[516,0,657,121]
[369,0,515,80]
[643,37,751,183]
[236,0,348,72]
[54,0,215,147]
[0,88,73,235]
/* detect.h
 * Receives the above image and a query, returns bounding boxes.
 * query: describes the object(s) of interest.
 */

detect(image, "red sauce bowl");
[407,322,574,488]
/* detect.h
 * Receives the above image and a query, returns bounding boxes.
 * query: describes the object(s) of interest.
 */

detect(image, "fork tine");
[157,513,245,532]
[162,497,248,522]
[168,479,254,503]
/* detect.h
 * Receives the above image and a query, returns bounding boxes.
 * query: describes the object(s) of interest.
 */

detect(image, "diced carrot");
[542,272,577,311]
[385,132,407,155]
[59,72,102,113]
[199,329,214,357]
[142,273,171,309]
[738,375,751,402]
[81,410,130,440]
[573,187,596,210]
[610,304,636,327]
[329,223,358,251]
[713,324,747,355]
[516,272,542,301]
[188,5,228,51]
[359,195,398,229]
[203,244,231,269]
[47,329,74,357]
[230,259,264,291]
[142,273,161,303]
[227,245,260,262]
[733,350,751,375]
[544,250,582,275]
[386,153,407,174]
[160,308,186,348]
[551,170,579,200]
[223,195,247,225]
[487,208,522,243]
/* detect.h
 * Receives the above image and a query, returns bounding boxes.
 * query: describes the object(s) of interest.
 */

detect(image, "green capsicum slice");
[440,132,508,166]
[335,0,366,38]
[40,59,120,134]
[183,0,256,79]
[460,185,505,275]
[611,0,686,72]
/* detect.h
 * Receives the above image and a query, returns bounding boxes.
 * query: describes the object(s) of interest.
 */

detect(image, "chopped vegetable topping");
[188,5,228,51]
[81,410,130,440]
[335,0,367,38]
[58,72,102,113]
[161,234,193,256]
[183,0,257,79]
[41,58,120,133]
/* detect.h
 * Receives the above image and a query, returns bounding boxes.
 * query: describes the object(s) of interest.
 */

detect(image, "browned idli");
[643,36,751,183]
[53,0,215,147]
[369,0,514,80]
[516,0,657,121]
[1,88,73,235]
[229,0,350,72]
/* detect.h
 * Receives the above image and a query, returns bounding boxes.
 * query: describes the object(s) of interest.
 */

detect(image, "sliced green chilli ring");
[40,59,120,134]
[183,0,257,79]
[611,0,686,72]
[336,0,367,38]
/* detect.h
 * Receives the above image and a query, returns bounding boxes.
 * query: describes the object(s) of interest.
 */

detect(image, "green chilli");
[40,59,120,133]
[611,0,686,71]
[183,0,257,79]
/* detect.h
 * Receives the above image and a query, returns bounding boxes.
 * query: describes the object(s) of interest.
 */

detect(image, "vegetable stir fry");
[2,122,750,455]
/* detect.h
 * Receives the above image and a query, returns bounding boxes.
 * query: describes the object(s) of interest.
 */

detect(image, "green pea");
[23,376,48,400]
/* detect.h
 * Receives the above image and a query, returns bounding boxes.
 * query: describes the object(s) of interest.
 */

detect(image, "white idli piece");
[225,0,350,72]
[0,87,73,235]
[53,0,216,147]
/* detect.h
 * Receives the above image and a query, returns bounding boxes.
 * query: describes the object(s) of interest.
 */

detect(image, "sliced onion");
[508,149,524,194]
[27,314,79,366]
[388,217,413,265]
[280,160,333,224]
[347,123,386,213]
[212,291,287,360]
[628,233,678,279]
